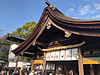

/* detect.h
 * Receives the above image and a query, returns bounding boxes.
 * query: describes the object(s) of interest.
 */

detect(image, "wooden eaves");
[6,33,26,43]
[11,4,100,57]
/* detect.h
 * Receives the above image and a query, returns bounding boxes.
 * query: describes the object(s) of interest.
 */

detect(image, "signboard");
[83,57,100,64]
[34,60,43,64]
[9,61,31,67]
[46,48,78,61]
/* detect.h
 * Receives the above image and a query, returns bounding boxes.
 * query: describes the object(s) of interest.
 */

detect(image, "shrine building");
[11,0,100,75]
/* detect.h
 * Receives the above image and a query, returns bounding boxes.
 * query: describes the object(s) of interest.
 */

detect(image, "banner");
[46,48,78,61]
[9,61,31,67]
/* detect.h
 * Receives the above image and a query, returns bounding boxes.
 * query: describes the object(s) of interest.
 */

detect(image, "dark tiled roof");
[6,33,25,43]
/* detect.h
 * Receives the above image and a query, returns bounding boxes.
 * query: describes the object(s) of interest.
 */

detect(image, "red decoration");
[90,64,92,67]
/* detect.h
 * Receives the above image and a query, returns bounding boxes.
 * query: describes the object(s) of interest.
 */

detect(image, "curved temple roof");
[12,5,100,55]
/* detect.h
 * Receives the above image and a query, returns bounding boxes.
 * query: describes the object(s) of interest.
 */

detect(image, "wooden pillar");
[78,48,84,75]
[56,64,59,73]
[90,66,94,75]
[31,59,34,71]
[42,52,47,72]
[31,55,36,71]
[56,64,57,72]
[15,56,19,69]
[97,65,100,75]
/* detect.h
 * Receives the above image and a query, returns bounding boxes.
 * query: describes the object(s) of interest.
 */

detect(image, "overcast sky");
[0,0,100,36]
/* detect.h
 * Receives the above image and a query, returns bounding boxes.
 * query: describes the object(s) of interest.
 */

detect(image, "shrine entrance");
[45,48,79,75]
[46,61,79,75]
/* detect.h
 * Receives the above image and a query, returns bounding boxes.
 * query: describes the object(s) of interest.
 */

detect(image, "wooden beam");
[41,41,85,51]
[83,54,100,57]
[24,52,34,55]
[36,42,46,47]
[78,48,84,75]
[42,52,47,72]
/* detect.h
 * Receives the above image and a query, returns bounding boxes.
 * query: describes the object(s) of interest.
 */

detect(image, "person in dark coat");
[1,69,7,75]
[0,66,2,73]
[38,72,42,75]
[2,66,8,75]
[21,68,28,75]
[9,67,14,75]
[12,68,19,75]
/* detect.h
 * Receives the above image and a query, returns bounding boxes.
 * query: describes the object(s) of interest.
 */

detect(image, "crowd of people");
[0,65,29,75]
[0,66,74,75]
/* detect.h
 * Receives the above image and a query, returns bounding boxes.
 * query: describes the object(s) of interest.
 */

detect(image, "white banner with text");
[46,48,78,61]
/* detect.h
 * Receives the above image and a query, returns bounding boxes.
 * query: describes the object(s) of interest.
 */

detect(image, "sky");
[0,0,100,36]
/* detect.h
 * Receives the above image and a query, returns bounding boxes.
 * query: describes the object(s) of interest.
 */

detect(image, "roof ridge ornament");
[45,0,56,10]
[45,0,51,6]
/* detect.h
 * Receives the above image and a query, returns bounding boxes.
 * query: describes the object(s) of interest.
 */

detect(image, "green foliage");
[0,35,12,62]
[0,21,37,63]
[19,56,31,62]
[12,21,37,62]
[12,21,37,39]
